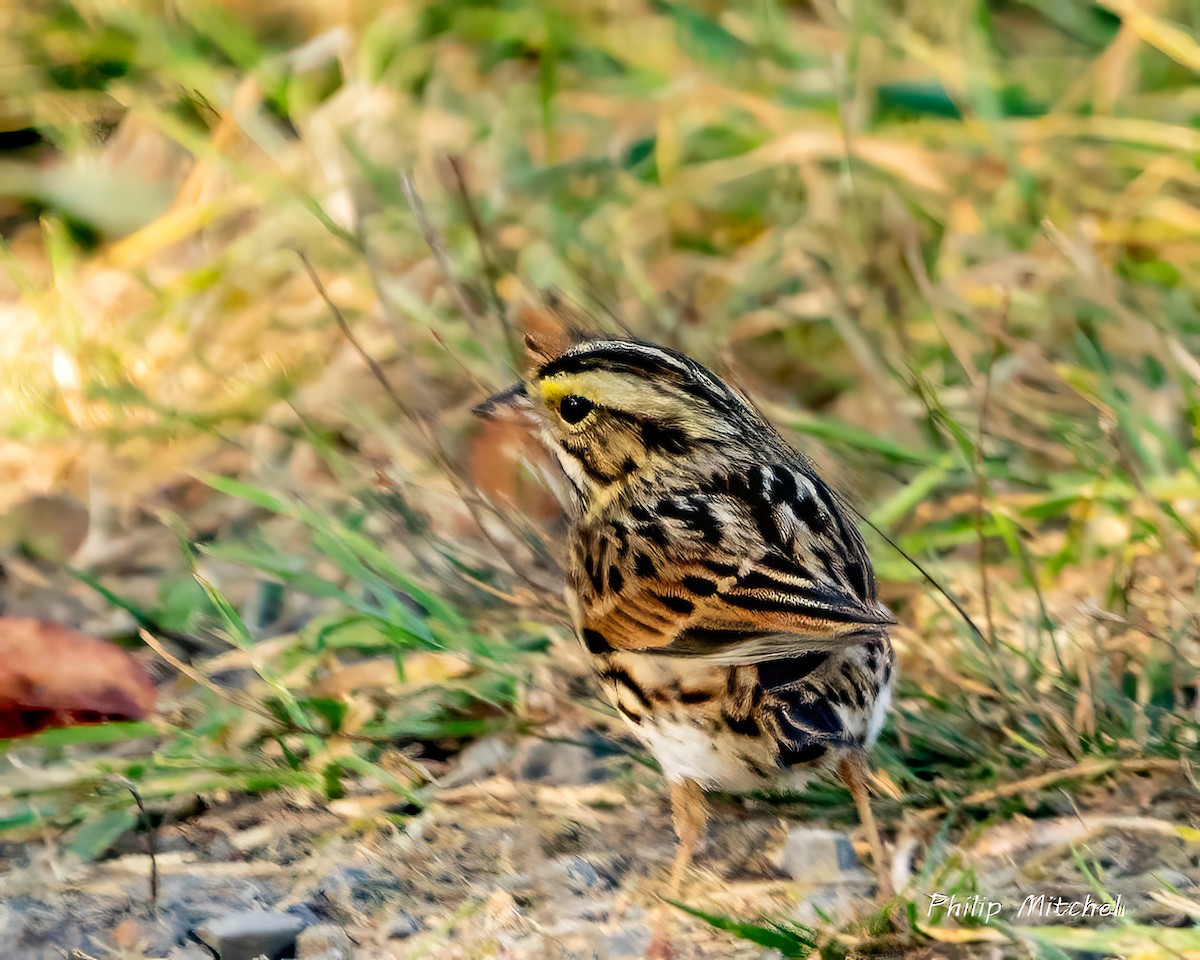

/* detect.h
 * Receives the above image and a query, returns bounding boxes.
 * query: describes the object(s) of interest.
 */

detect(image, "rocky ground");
[3,729,1197,960]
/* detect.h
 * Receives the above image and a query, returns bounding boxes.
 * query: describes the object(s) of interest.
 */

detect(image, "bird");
[475,304,896,939]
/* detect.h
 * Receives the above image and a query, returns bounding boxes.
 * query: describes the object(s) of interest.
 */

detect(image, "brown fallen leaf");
[0,618,156,738]
[468,417,561,522]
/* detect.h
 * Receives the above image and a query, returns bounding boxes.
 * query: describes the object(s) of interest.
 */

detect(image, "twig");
[300,240,561,599]
[296,249,410,418]
[115,775,157,914]
[69,566,211,661]
[829,49,868,252]
[426,326,499,398]
[140,628,275,718]
[445,155,515,357]
[915,756,1184,821]
[138,628,432,783]
[961,757,1181,806]
[399,170,485,332]
[852,508,986,645]
[974,304,1002,648]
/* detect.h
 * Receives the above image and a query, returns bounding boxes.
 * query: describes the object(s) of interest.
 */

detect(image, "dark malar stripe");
[561,439,620,486]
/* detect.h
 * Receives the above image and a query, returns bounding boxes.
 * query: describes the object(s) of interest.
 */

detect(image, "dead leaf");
[0,618,156,738]
[469,418,561,523]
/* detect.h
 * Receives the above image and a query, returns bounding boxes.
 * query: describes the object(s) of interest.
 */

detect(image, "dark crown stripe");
[538,341,688,380]
[538,340,744,414]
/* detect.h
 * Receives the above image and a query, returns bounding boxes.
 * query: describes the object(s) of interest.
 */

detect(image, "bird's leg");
[665,777,709,901]
[839,753,893,900]
[646,778,710,960]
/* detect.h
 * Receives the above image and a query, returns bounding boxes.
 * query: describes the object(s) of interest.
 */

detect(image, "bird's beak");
[473,381,536,421]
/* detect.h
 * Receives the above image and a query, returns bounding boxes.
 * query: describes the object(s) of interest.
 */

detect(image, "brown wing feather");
[576,463,892,661]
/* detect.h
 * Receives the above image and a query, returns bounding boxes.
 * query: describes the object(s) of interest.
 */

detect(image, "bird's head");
[474,304,769,512]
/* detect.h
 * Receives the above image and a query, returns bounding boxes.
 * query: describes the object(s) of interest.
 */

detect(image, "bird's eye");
[559,394,594,424]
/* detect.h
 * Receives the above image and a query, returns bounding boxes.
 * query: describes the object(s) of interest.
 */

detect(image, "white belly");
[634,715,765,792]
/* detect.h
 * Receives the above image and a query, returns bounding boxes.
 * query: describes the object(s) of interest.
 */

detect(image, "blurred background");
[0,1,1198,958]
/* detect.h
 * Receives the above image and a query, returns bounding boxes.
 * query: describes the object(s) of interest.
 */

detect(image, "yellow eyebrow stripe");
[540,379,590,403]
[540,369,679,414]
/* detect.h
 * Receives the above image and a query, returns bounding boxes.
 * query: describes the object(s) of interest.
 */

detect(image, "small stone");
[595,920,652,957]
[285,903,331,930]
[439,736,514,787]
[511,734,618,786]
[4,494,89,563]
[318,866,406,914]
[775,827,868,886]
[166,947,213,960]
[384,910,421,939]
[296,923,353,960]
[557,855,611,892]
[194,910,305,960]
